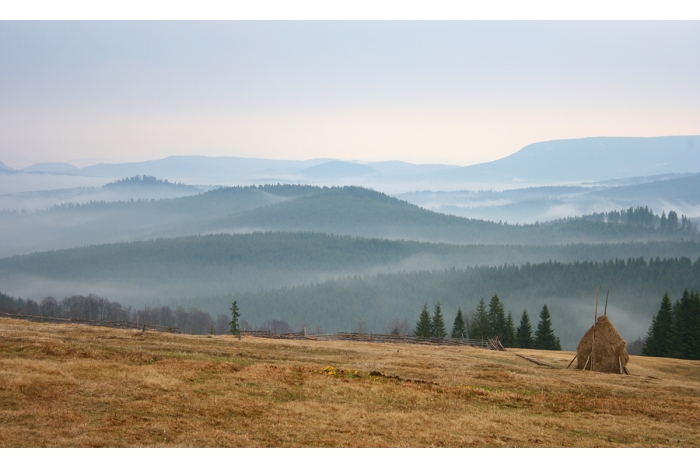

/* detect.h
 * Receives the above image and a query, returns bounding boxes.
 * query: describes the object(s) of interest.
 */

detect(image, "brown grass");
[1,318,699,447]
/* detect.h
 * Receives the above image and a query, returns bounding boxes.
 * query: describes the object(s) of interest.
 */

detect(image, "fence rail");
[240,330,308,340]
[241,329,489,348]
[335,332,489,348]
[0,311,181,333]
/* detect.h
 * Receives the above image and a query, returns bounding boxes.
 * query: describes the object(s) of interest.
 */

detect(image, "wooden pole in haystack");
[592,287,599,371]
[603,289,609,316]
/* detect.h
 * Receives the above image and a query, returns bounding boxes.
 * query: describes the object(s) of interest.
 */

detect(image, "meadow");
[1,318,699,447]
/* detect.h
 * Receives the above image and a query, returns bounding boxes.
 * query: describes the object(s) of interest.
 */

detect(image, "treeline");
[4,232,700,307]
[643,290,700,360]
[413,296,561,350]
[104,175,190,188]
[216,255,700,349]
[0,292,230,335]
[580,206,697,232]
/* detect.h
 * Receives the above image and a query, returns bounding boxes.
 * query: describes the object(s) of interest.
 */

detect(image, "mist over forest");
[2,135,700,352]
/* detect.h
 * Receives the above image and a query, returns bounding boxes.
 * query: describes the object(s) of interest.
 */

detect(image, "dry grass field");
[1,317,699,447]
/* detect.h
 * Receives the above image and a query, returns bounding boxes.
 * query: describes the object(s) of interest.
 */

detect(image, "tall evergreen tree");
[494,308,507,339]
[502,311,517,348]
[516,309,534,349]
[469,298,491,339]
[414,304,432,337]
[431,302,447,338]
[692,290,700,360]
[668,290,698,359]
[229,300,240,335]
[451,307,467,339]
[488,294,506,337]
[534,305,561,350]
[642,292,674,357]
[667,210,679,231]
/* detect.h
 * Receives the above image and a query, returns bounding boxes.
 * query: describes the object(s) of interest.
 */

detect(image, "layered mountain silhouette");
[9,135,700,187]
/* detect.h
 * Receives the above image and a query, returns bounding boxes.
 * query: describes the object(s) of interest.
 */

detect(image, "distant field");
[1,318,699,447]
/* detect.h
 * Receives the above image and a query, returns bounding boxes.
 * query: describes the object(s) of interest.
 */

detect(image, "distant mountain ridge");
[433,135,700,184]
[21,162,82,174]
[11,135,700,188]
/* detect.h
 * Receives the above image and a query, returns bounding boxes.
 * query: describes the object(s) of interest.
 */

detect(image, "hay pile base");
[575,315,629,374]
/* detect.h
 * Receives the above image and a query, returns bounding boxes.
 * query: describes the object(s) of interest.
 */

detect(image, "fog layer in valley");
[397,173,700,224]
[2,135,700,351]
[3,231,699,305]
[174,257,700,350]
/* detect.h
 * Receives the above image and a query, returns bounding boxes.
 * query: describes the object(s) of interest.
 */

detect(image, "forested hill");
[210,186,697,245]
[0,185,322,257]
[199,256,700,350]
[2,229,699,312]
[0,184,697,257]
[0,175,209,212]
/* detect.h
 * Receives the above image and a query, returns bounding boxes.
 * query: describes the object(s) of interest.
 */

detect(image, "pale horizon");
[2,21,699,169]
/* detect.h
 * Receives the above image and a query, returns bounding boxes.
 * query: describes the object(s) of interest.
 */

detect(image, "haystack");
[575,315,629,374]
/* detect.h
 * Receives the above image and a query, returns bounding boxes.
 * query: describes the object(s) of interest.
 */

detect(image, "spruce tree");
[414,304,432,337]
[431,302,447,338]
[451,307,467,338]
[516,309,534,349]
[488,294,506,337]
[692,290,700,360]
[534,305,560,350]
[502,311,517,348]
[691,290,700,360]
[229,300,240,335]
[642,315,658,356]
[495,307,507,339]
[668,210,679,231]
[469,298,491,339]
[642,292,673,357]
[668,290,696,359]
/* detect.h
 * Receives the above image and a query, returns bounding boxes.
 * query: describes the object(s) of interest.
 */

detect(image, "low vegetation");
[1,318,699,447]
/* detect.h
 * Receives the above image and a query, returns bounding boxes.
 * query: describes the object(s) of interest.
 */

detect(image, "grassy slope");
[1,318,699,447]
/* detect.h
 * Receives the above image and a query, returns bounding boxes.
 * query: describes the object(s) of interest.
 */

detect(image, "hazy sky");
[1,21,699,168]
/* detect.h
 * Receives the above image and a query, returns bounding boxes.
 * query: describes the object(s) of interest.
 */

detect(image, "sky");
[1,21,699,169]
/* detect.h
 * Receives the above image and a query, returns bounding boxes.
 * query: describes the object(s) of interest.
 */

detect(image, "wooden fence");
[336,332,489,348]
[0,311,181,333]
[241,329,489,348]
[240,330,308,340]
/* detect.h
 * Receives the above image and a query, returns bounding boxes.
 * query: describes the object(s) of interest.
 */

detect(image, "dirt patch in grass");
[1,318,699,447]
